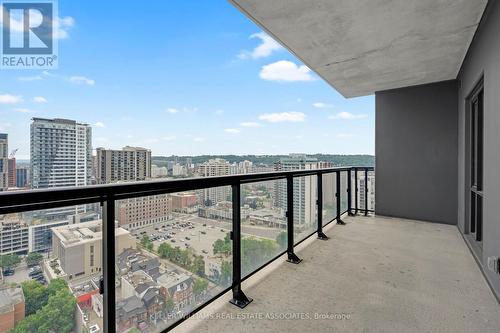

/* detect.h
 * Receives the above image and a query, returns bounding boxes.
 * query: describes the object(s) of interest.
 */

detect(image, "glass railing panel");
[322,173,336,226]
[0,203,102,333]
[240,179,287,278]
[114,187,232,332]
[294,175,318,244]
[340,171,348,214]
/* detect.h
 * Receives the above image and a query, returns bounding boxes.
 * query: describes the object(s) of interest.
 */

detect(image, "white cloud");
[260,61,314,82]
[193,137,206,143]
[53,16,75,40]
[224,128,240,134]
[33,96,47,103]
[313,102,333,109]
[0,94,23,104]
[13,108,35,113]
[69,76,95,86]
[166,107,198,114]
[166,108,179,114]
[240,122,262,128]
[18,75,43,82]
[215,109,224,115]
[0,6,74,39]
[258,112,306,123]
[238,32,283,59]
[328,111,367,120]
[94,121,105,128]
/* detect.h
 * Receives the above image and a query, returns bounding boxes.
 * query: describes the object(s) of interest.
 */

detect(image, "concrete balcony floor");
[176,215,500,333]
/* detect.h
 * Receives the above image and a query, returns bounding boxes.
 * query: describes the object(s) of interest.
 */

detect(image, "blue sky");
[0,0,374,159]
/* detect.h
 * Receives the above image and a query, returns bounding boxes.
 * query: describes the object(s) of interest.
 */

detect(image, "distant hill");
[152,154,374,167]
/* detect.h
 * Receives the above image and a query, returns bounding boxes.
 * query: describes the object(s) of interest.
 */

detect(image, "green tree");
[0,254,21,269]
[191,255,205,277]
[12,281,76,333]
[276,231,287,249]
[165,297,175,313]
[219,261,232,286]
[140,235,154,251]
[158,242,174,259]
[241,237,278,275]
[212,234,231,256]
[21,280,48,315]
[26,252,44,267]
[47,278,68,297]
[192,278,209,299]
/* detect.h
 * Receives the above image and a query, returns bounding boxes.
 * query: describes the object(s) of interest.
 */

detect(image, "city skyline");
[0,0,374,160]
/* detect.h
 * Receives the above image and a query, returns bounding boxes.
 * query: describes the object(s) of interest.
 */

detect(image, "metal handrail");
[0,166,374,333]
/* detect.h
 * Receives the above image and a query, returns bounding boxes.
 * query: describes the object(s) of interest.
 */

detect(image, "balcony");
[181,215,500,333]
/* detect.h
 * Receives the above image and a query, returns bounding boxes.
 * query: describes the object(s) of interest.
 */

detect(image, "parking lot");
[130,213,283,264]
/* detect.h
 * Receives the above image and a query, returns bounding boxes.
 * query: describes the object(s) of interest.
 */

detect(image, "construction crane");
[9,148,18,159]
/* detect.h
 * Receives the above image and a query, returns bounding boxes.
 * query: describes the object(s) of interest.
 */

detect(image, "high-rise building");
[197,159,231,205]
[0,133,8,191]
[172,163,187,177]
[30,118,92,189]
[274,154,319,227]
[95,146,151,184]
[15,166,29,188]
[151,165,168,178]
[8,158,16,188]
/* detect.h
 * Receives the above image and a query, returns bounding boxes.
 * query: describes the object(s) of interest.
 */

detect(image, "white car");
[89,324,100,333]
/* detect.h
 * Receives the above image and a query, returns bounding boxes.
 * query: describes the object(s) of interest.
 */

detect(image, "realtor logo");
[1,1,58,69]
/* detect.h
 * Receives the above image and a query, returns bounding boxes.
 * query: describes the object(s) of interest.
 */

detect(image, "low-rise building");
[156,272,194,311]
[117,194,172,231]
[0,216,29,255]
[170,192,198,213]
[0,286,25,333]
[51,220,135,280]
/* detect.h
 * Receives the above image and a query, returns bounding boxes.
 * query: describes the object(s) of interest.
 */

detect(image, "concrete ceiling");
[230,0,488,97]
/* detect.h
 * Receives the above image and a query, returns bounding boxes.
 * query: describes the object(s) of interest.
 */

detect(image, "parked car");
[3,268,15,276]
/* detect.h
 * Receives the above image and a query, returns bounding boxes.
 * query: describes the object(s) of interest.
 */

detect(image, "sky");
[0,0,375,160]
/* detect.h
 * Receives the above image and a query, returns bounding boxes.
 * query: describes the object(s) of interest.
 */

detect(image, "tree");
[12,280,76,333]
[192,278,209,299]
[140,235,154,251]
[276,231,287,250]
[212,234,231,256]
[21,280,48,315]
[0,254,20,269]
[47,278,68,297]
[26,252,43,267]
[191,255,205,277]
[165,297,175,313]
[219,261,232,286]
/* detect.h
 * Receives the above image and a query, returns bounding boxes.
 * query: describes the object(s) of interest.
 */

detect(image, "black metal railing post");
[364,168,369,216]
[229,184,253,308]
[336,171,346,225]
[102,195,116,333]
[354,168,359,215]
[286,175,302,263]
[317,173,328,240]
[347,168,354,216]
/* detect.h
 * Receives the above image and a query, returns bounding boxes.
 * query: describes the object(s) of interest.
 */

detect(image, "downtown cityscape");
[2,0,500,333]
[0,119,375,333]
